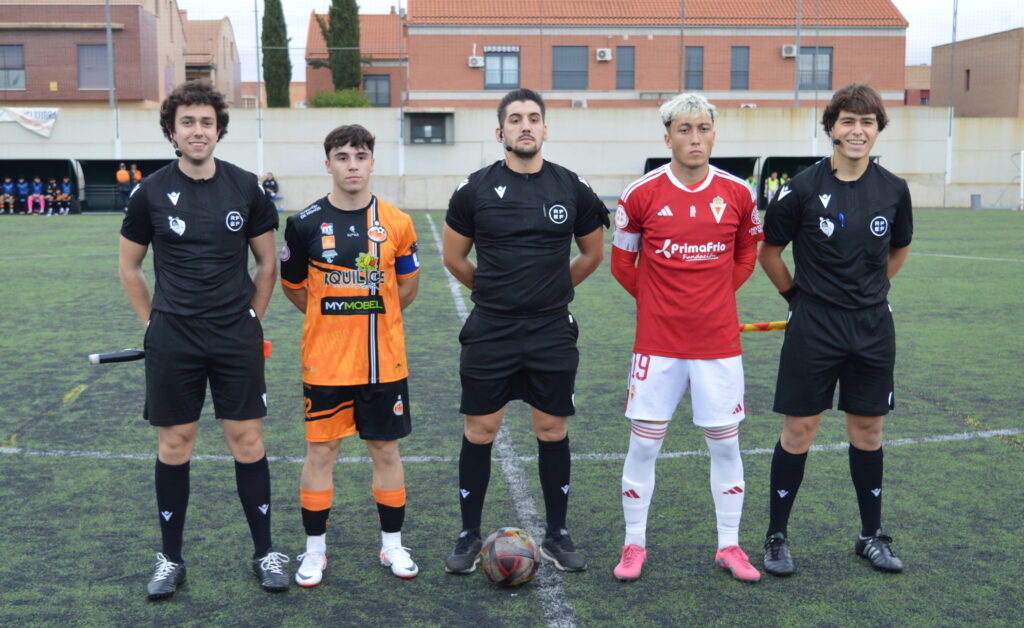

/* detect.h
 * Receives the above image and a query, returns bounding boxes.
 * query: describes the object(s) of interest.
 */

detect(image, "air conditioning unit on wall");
[468,56,484,68]
[595,48,613,62]
[781,44,797,58]
[571,99,588,108]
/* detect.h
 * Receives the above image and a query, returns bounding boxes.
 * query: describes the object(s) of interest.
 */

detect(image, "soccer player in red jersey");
[610,93,764,583]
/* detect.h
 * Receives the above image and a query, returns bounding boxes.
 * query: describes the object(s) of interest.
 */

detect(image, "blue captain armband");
[395,250,420,276]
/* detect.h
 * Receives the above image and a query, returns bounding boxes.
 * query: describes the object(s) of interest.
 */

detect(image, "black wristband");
[780,286,799,303]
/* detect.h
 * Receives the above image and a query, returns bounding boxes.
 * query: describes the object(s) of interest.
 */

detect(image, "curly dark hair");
[497,88,546,125]
[159,80,230,141]
[822,83,889,135]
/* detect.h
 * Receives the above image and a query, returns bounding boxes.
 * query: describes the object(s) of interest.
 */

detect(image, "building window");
[552,46,587,89]
[685,46,703,90]
[364,74,390,107]
[730,46,749,90]
[78,44,110,90]
[616,46,634,90]
[0,45,25,90]
[921,89,930,105]
[406,113,452,144]
[484,48,519,90]
[797,47,832,90]
[965,69,970,91]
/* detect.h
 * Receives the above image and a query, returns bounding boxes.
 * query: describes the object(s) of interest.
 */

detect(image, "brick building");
[305,9,406,107]
[904,64,930,106]
[182,12,241,106]
[0,0,240,107]
[930,28,1024,117]
[402,0,908,109]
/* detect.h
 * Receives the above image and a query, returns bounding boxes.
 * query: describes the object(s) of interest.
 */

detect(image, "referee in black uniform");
[119,81,288,599]
[442,88,607,574]
[758,84,912,576]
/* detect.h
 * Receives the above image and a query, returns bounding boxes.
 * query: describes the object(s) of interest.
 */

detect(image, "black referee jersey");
[763,158,913,310]
[446,159,605,316]
[121,159,279,317]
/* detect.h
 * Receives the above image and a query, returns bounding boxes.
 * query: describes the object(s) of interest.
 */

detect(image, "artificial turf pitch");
[0,210,1020,627]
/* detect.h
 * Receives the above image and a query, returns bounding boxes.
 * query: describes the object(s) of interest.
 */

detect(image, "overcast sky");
[175,0,1024,82]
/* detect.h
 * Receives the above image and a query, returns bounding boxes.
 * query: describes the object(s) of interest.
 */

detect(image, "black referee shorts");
[773,295,896,418]
[144,308,267,426]
[459,308,579,417]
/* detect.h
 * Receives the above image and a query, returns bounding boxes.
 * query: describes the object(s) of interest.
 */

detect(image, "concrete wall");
[1,105,1021,209]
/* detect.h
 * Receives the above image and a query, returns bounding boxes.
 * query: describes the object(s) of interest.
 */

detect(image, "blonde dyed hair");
[659,93,716,128]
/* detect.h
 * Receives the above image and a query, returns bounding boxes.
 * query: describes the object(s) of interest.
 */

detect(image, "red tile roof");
[406,0,908,28]
[306,11,405,61]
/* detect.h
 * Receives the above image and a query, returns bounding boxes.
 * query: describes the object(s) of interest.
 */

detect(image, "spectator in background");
[131,163,143,183]
[116,162,131,212]
[44,177,59,216]
[15,176,29,214]
[1,176,14,214]
[765,171,780,204]
[780,173,790,188]
[745,173,757,195]
[261,172,279,209]
[56,176,73,215]
[27,175,46,214]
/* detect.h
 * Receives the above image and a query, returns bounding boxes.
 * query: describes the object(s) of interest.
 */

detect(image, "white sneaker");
[294,551,327,587]
[380,545,419,579]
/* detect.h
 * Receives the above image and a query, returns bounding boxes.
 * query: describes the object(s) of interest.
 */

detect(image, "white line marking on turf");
[0,252,116,261]
[4,428,1021,465]
[915,253,1024,263]
[426,213,578,628]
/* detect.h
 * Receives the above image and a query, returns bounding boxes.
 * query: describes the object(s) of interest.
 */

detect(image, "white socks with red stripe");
[704,423,745,549]
[621,420,668,548]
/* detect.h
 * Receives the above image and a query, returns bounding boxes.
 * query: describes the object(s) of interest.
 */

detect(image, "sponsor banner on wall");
[0,107,59,138]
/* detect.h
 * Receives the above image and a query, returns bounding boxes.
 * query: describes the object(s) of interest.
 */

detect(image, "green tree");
[314,0,361,91]
[262,0,292,107]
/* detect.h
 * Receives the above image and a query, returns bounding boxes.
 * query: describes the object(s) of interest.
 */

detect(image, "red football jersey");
[612,164,764,359]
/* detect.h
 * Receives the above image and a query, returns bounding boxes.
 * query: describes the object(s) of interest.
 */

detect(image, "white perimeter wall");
[2,106,1022,209]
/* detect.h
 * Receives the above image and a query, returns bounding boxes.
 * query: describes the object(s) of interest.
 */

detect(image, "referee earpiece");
[172,141,182,158]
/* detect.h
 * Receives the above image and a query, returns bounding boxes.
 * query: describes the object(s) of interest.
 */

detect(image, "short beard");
[507,141,540,159]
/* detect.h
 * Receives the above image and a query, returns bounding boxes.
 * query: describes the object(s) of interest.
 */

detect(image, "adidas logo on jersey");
[657,205,673,217]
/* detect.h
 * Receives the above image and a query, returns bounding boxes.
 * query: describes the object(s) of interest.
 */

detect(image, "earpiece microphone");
[500,132,513,151]
[832,138,842,146]
[173,142,183,157]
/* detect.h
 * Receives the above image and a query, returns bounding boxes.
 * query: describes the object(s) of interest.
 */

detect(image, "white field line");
[425,213,577,628]
[3,428,1022,465]
[0,252,116,261]
[914,253,1024,263]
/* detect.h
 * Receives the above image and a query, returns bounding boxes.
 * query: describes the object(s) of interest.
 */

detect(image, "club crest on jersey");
[819,216,835,238]
[322,235,336,250]
[168,216,186,236]
[547,204,568,224]
[393,394,404,416]
[355,252,379,271]
[166,191,180,206]
[494,185,507,199]
[322,249,338,263]
[320,222,334,235]
[225,210,244,232]
[279,243,290,261]
[869,216,889,237]
[751,206,762,226]
[367,223,388,243]
[709,196,727,223]
[614,205,629,229]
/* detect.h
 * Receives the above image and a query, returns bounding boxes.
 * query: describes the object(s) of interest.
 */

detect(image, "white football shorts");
[624,353,746,427]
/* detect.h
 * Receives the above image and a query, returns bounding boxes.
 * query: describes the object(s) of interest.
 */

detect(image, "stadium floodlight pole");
[945,0,958,192]
[254,0,265,176]
[793,0,802,109]
[105,0,121,160]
